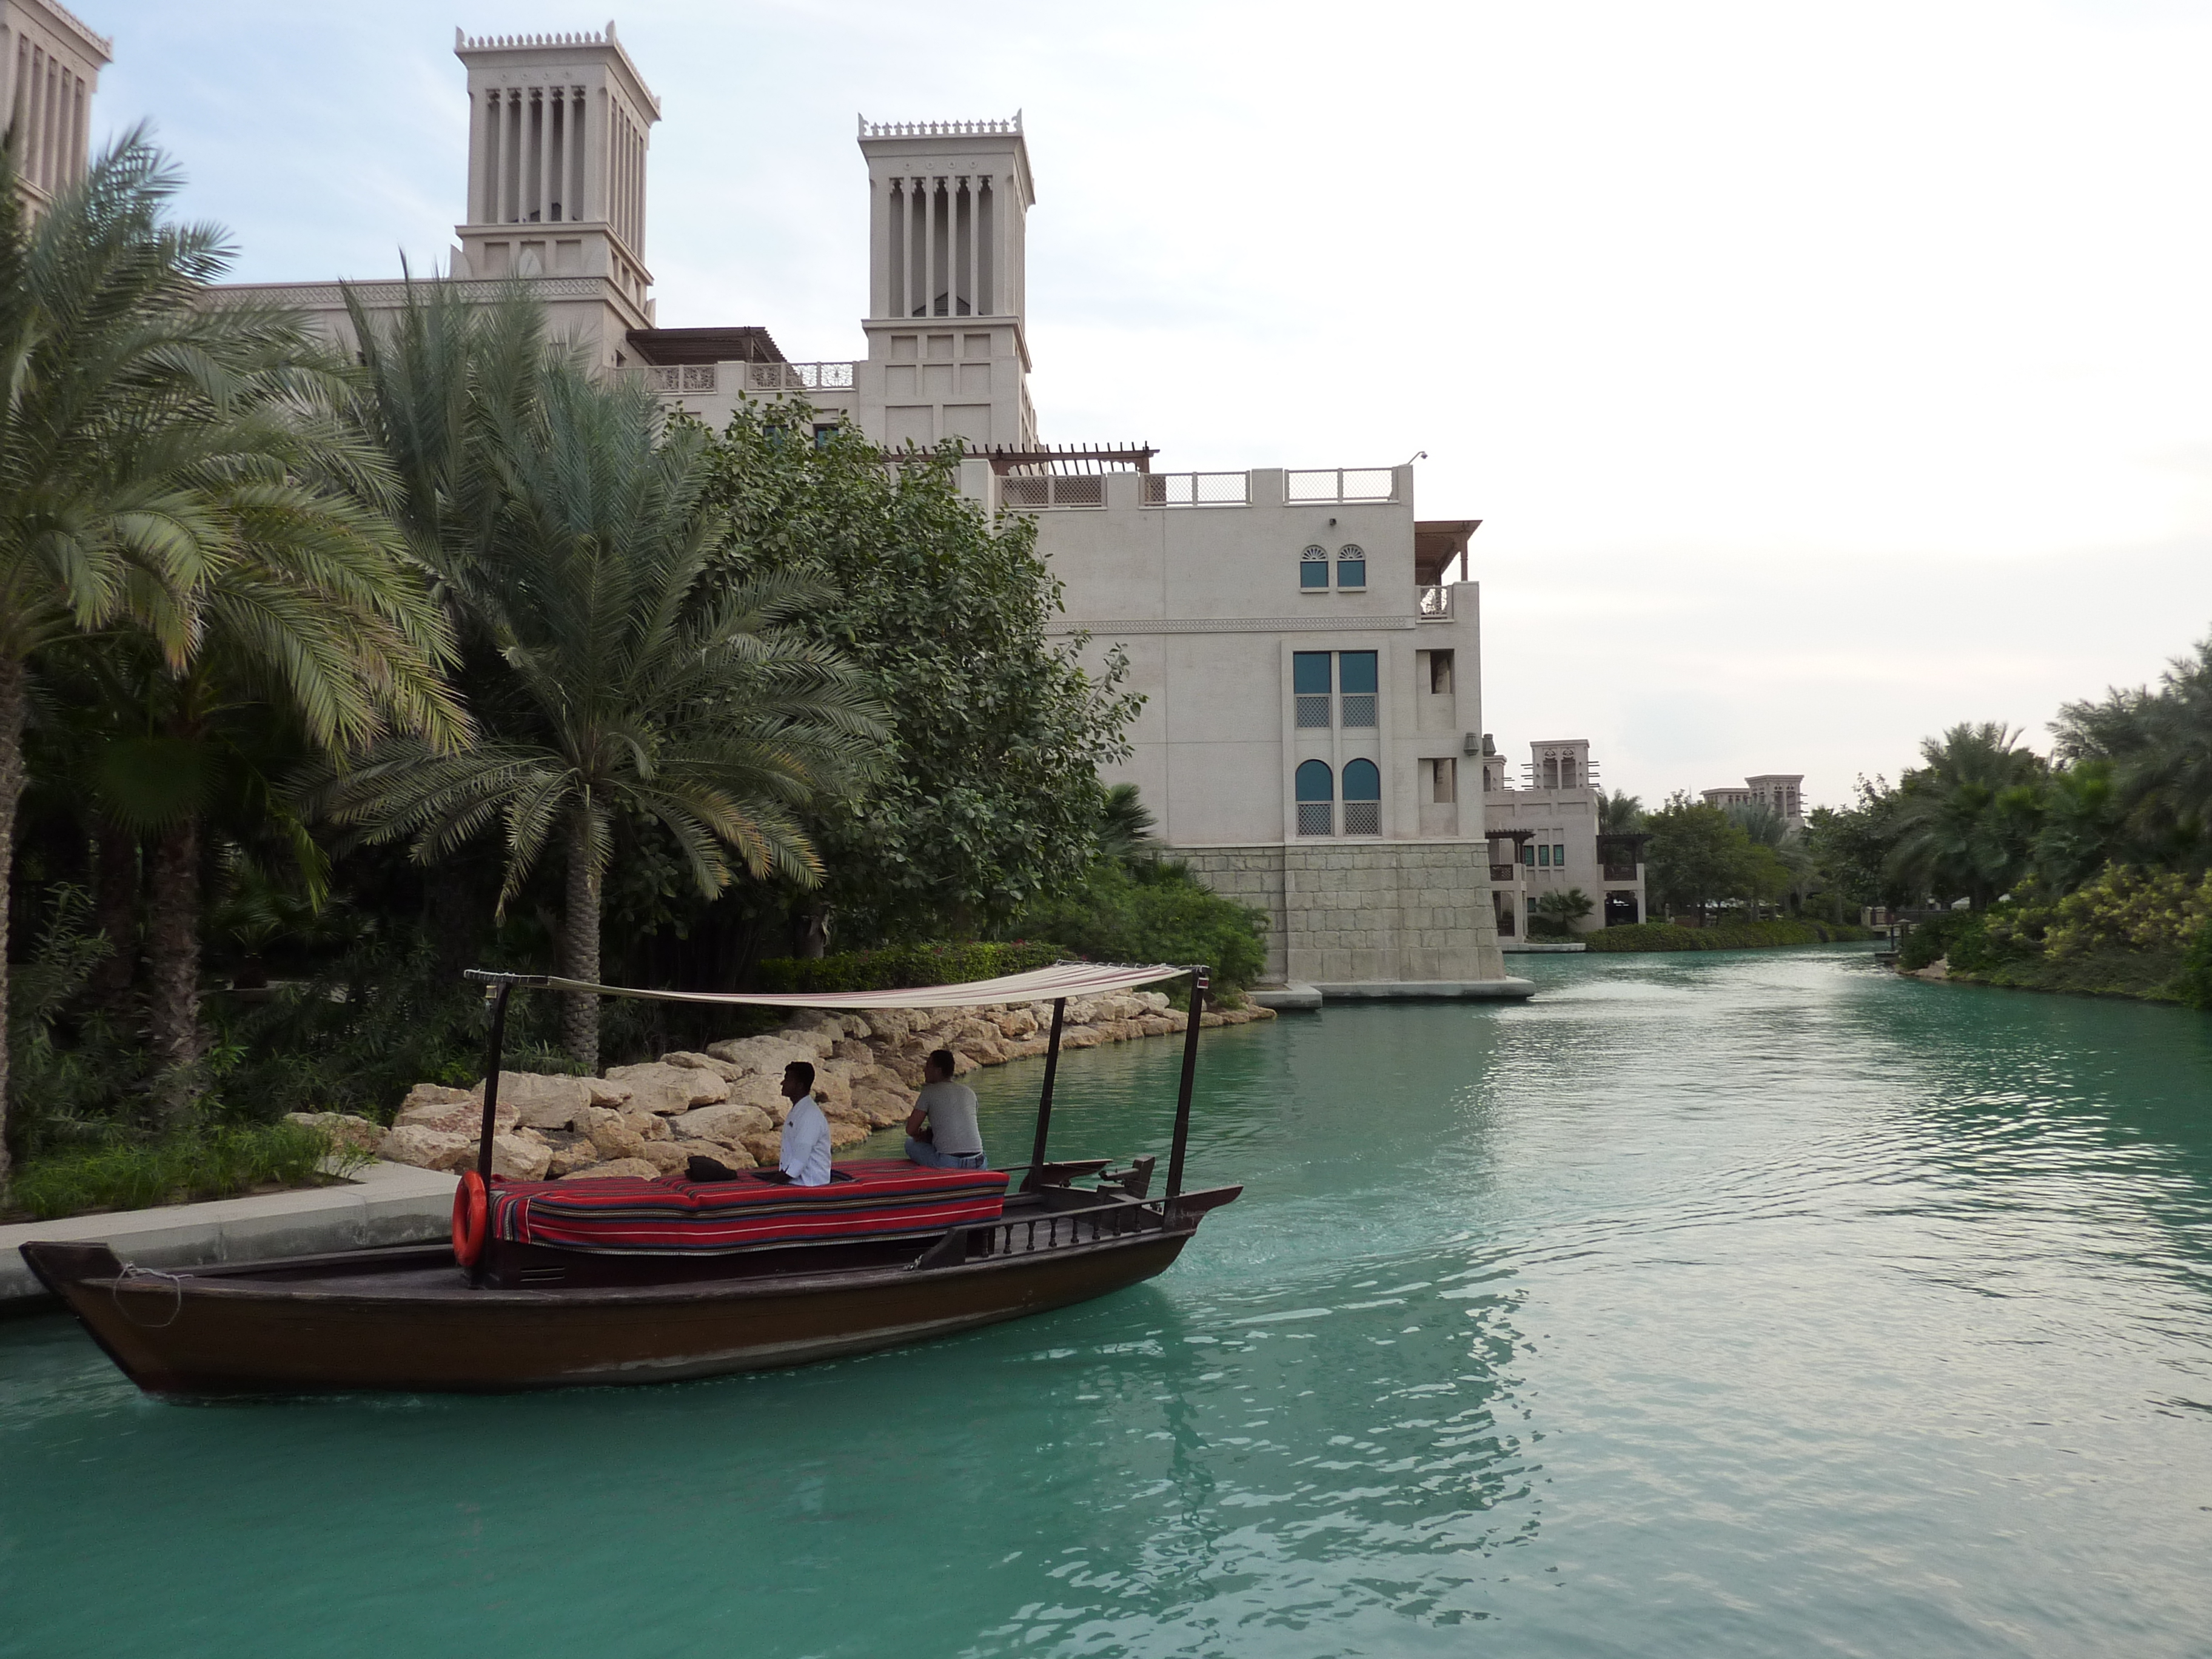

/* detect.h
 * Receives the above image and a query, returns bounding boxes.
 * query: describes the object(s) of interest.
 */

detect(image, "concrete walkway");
[1,1160,459,1309]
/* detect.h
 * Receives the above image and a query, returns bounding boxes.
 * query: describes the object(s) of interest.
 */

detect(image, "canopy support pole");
[1165,966,1208,1201]
[475,980,515,1190]
[1022,997,1067,1193]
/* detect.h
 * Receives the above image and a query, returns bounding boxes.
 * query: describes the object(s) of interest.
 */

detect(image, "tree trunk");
[0,659,26,1190]
[89,818,138,1007]
[145,813,204,1124]
[561,809,601,1071]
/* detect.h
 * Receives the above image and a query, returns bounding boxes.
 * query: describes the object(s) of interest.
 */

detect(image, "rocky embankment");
[293,991,1276,1182]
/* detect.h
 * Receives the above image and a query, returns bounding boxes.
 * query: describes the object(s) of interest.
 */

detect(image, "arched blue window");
[1295,760,1333,837]
[1300,544,1329,590]
[1337,543,1367,589]
[1342,759,1381,836]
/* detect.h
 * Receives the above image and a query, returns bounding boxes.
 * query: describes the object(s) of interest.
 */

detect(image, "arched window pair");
[1299,545,1367,591]
[1295,759,1380,837]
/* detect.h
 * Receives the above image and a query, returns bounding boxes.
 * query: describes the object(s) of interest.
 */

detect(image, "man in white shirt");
[777,1062,832,1185]
[905,1049,988,1170]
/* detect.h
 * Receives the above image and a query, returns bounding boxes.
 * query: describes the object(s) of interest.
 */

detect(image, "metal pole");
[1022,997,1067,1193]
[475,980,515,1187]
[1165,966,1208,1199]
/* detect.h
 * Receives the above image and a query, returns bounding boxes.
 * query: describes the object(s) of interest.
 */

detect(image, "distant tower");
[854,115,1037,452]
[2,0,110,215]
[452,23,659,358]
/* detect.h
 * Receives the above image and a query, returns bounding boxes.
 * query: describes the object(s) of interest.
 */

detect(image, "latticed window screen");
[1337,544,1367,588]
[1339,651,1378,728]
[1300,545,1329,590]
[1295,760,1333,836]
[1293,652,1332,728]
[1342,759,1381,836]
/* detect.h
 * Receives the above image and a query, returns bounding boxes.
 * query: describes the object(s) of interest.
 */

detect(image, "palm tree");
[1098,782,1159,871]
[1595,790,1646,834]
[0,130,462,1172]
[318,357,886,1068]
[1885,723,2046,908]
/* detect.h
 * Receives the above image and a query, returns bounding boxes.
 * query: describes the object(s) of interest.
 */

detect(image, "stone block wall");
[1179,842,1507,985]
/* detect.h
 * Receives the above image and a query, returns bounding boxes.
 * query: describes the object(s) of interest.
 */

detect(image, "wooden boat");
[24,962,1240,1395]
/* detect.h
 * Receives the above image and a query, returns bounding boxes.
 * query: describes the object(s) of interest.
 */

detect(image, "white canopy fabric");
[536,961,1190,1011]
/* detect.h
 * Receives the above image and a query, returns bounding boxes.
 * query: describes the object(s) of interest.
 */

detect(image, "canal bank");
[7,946,2211,1658]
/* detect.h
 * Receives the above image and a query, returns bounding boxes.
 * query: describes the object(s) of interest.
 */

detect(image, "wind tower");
[452,22,659,363]
[2,0,110,217]
[855,115,1037,452]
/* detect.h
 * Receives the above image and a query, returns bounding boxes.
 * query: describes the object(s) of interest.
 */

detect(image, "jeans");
[905,1136,987,1170]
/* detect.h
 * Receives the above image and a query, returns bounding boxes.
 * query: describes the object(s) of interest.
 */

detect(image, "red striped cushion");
[488,1159,1007,1255]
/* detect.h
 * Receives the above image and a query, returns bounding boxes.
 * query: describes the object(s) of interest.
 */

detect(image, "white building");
[181,22,1527,999]
[1702,774,1805,830]
[1480,737,1648,939]
[2,0,108,216]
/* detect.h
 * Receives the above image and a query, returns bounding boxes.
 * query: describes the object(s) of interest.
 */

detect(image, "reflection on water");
[5,948,2212,1658]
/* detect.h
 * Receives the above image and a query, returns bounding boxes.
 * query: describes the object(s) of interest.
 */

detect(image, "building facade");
[1479,737,1647,939]
[178,21,1526,997]
[2,0,107,215]
[1701,774,1805,830]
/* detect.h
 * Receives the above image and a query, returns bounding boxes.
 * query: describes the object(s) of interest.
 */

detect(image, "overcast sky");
[85,0,2212,807]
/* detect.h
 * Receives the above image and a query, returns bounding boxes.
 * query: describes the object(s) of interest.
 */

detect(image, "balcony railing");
[748,361,856,392]
[1001,475,1105,510]
[1417,585,1453,619]
[642,364,719,394]
[1286,467,1396,504]
[1490,863,1518,882]
[1141,471,1250,507]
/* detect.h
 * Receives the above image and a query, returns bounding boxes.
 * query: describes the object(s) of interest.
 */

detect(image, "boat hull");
[22,1195,1233,1395]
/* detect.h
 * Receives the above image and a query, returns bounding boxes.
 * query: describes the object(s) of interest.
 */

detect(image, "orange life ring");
[452,1168,489,1267]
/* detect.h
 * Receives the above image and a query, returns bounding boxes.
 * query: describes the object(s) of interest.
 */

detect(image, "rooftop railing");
[1417,585,1453,619]
[749,361,856,392]
[1286,467,1398,504]
[1001,475,1105,509]
[1141,471,1250,508]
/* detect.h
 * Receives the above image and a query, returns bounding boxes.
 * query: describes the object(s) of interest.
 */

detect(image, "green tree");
[1803,777,1907,915]
[319,360,886,1067]
[1595,790,1646,833]
[1886,723,2046,908]
[699,411,1142,944]
[0,132,458,1171]
[1645,794,1750,920]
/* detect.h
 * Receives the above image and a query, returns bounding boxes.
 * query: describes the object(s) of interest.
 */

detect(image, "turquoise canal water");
[6,948,2212,1657]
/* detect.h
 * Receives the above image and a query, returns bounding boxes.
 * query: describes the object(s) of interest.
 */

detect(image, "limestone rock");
[663,1050,744,1082]
[827,1118,873,1150]
[395,1093,514,1135]
[740,1131,782,1166]
[489,1133,552,1181]
[399,1082,471,1115]
[585,1077,633,1107]
[283,1111,382,1154]
[638,1139,704,1176]
[472,1071,595,1131]
[857,1065,913,1100]
[1062,1026,1103,1050]
[376,1124,475,1171]
[837,1014,873,1041]
[1005,1035,1053,1061]
[830,1037,876,1067]
[546,1138,600,1178]
[864,1009,914,1045]
[849,1087,914,1130]
[992,1007,1039,1040]
[705,1033,826,1078]
[626,1108,674,1142]
[683,1138,757,1172]
[1136,1015,1176,1038]
[561,1157,657,1181]
[605,1061,729,1114]
[670,1101,775,1142]
[578,1105,648,1163]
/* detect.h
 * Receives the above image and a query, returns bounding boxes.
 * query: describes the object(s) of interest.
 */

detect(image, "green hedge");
[754,940,1065,996]
[1016,860,1269,994]
[1583,919,1875,953]
[6,1121,374,1222]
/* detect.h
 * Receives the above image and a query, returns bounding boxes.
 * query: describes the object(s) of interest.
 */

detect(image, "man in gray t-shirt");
[905,1049,987,1170]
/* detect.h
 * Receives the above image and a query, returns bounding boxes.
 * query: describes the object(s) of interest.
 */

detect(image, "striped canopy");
[537,961,1190,1011]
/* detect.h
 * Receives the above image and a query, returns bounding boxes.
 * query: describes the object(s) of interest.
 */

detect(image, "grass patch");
[4,1121,375,1222]
[1584,920,1877,953]
[1950,946,2188,1002]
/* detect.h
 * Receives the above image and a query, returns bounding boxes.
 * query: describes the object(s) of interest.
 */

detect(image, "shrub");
[1583,919,1874,953]
[2170,922,2212,1011]
[5,1121,374,1222]
[755,940,1065,995]
[1016,860,1269,993]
